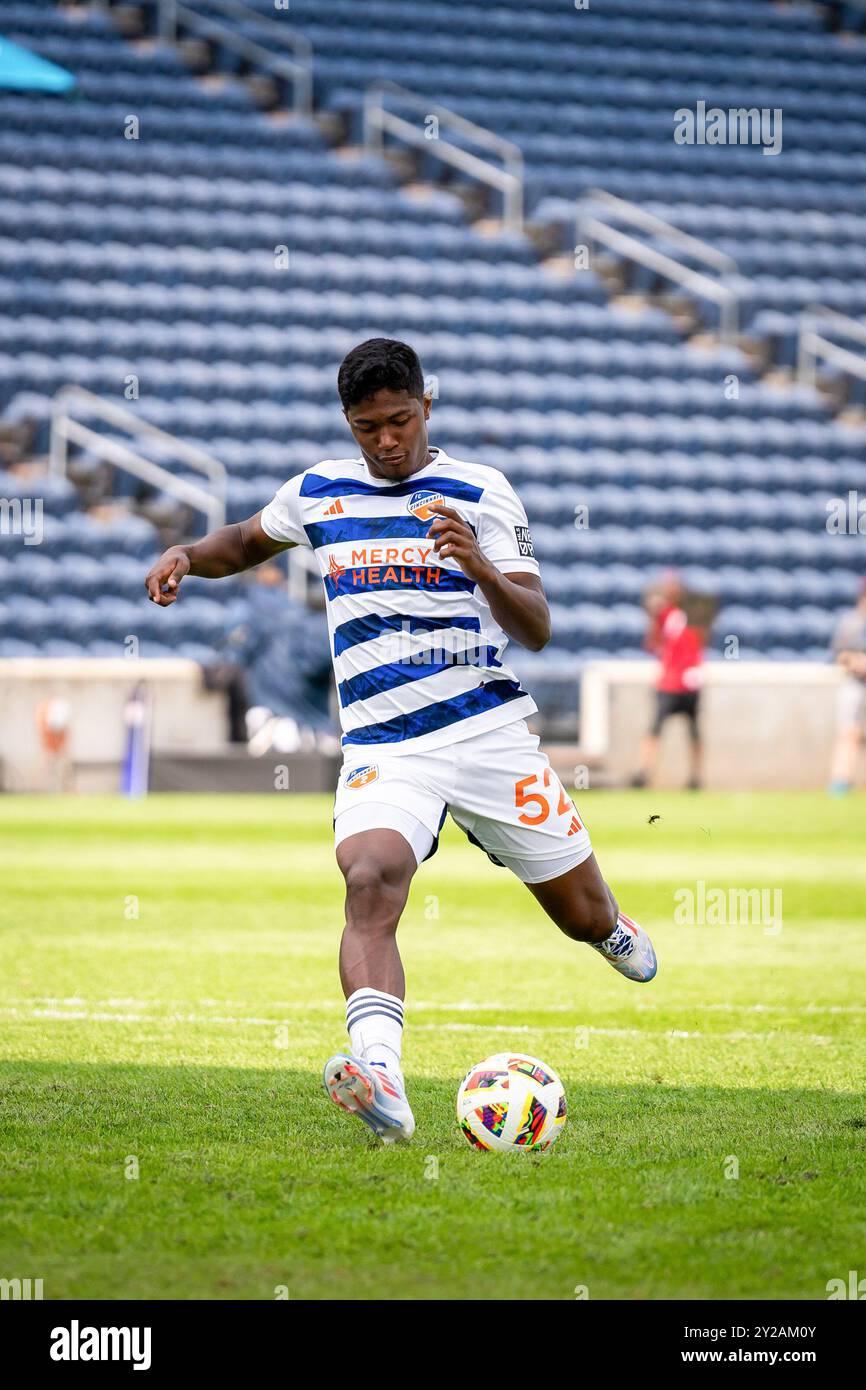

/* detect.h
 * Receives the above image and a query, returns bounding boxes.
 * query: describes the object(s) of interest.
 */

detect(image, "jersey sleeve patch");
[514,524,535,558]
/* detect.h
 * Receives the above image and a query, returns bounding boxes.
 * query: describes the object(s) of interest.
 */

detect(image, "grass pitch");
[0,791,864,1301]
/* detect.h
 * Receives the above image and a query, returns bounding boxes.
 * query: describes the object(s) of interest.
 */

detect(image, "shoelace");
[593,923,636,959]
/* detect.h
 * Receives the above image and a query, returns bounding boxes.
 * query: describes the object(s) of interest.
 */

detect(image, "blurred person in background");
[203,562,336,748]
[632,569,706,790]
[828,578,866,795]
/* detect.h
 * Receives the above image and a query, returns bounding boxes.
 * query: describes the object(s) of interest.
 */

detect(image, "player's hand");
[144,548,190,605]
[425,504,493,583]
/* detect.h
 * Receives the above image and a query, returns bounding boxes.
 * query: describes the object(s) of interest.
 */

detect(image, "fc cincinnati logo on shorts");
[406,490,445,522]
[345,765,379,789]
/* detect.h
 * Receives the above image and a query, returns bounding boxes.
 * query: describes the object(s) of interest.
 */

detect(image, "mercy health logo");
[50,1319,152,1370]
[326,544,448,593]
[407,489,445,521]
[342,544,435,568]
[346,765,379,789]
[674,100,782,156]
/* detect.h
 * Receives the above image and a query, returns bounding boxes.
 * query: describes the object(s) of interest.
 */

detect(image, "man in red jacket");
[632,570,705,790]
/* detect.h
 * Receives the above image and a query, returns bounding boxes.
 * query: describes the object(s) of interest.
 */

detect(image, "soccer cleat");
[322,1052,416,1144]
[591,912,657,983]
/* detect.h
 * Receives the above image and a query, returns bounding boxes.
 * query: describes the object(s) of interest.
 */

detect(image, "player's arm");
[426,503,551,651]
[144,512,296,606]
[642,591,665,652]
[482,570,551,652]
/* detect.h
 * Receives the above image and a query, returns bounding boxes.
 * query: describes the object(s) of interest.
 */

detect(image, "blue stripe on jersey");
[304,514,476,550]
[338,647,503,709]
[341,678,527,746]
[333,612,482,657]
[300,473,484,503]
[324,565,475,602]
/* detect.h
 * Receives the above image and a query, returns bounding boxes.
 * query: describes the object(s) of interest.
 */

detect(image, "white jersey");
[259,445,541,756]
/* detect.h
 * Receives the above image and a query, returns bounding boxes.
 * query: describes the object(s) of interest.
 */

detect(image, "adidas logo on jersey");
[323,498,345,517]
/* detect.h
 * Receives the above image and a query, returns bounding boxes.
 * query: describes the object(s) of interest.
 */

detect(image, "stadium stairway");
[1,0,865,736]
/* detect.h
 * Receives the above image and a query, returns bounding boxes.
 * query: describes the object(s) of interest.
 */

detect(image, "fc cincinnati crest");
[407,490,445,522]
[346,765,379,789]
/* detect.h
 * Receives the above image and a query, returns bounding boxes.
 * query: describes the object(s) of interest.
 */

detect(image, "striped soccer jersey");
[259,446,541,756]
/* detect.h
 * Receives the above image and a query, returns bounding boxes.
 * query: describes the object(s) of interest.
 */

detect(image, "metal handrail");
[364,81,524,232]
[156,0,312,116]
[797,305,866,389]
[577,190,740,342]
[583,190,737,273]
[49,386,227,531]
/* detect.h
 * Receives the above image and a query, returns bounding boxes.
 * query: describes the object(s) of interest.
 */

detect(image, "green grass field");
[1,791,864,1301]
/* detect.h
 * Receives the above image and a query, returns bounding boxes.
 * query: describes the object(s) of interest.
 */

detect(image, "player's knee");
[559,881,617,944]
[343,856,410,933]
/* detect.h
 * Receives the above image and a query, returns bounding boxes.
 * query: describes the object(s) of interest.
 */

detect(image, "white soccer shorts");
[333,718,593,884]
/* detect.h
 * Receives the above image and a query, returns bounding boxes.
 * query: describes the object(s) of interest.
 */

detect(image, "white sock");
[346,987,404,1087]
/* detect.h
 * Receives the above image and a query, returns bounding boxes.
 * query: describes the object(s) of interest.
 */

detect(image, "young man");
[145,338,657,1144]
[633,570,706,791]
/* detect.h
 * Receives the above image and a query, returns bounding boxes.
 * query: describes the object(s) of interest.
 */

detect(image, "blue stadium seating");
[1,0,865,706]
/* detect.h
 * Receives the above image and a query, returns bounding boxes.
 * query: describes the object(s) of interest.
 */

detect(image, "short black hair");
[337,338,425,411]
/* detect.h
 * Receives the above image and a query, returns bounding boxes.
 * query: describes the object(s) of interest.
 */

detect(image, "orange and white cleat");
[322,1053,416,1143]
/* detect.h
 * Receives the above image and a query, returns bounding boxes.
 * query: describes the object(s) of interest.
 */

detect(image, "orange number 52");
[514,768,579,826]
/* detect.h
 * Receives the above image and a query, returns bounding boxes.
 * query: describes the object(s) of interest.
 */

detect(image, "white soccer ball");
[456,1051,567,1152]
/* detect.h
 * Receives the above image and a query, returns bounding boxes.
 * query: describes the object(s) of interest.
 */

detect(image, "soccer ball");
[456,1051,567,1152]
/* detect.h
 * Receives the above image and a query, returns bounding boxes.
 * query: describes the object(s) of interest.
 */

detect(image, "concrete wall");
[0,656,852,792]
[580,661,846,789]
[0,658,226,792]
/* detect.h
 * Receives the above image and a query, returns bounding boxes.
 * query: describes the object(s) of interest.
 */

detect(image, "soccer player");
[144,339,657,1144]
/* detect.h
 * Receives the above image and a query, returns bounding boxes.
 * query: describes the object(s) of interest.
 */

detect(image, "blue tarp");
[0,36,75,93]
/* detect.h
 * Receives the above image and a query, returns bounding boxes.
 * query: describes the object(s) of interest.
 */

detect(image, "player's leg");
[324,824,422,1142]
[323,758,447,1143]
[449,721,657,983]
[524,855,657,982]
[685,693,702,790]
[337,826,417,1000]
[523,850,616,944]
[632,691,666,787]
[829,678,864,793]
